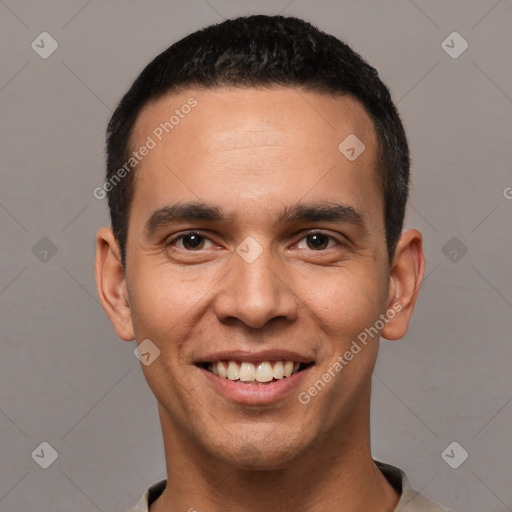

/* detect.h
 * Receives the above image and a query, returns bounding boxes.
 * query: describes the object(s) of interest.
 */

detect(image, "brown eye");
[181,233,204,250]
[295,232,342,251]
[305,233,330,250]
[166,232,214,251]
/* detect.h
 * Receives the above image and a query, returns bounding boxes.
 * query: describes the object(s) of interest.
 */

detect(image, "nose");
[213,247,298,329]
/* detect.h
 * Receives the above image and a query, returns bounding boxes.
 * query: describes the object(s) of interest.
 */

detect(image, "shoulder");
[125,479,167,512]
[375,460,451,512]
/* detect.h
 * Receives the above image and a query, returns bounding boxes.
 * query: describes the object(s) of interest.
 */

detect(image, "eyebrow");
[144,200,367,236]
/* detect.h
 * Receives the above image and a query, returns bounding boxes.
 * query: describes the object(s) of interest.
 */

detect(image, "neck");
[151,398,399,512]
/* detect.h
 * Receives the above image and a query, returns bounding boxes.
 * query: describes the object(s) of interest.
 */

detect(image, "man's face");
[123,87,393,466]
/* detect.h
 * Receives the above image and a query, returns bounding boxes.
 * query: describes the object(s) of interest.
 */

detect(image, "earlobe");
[95,227,135,341]
[381,229,426,341]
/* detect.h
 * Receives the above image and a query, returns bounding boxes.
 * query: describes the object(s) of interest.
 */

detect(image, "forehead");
[129,86,382,232]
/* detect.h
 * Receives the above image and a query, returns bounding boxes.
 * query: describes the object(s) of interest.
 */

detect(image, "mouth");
[195,350,315,404]
[198,360,314,385]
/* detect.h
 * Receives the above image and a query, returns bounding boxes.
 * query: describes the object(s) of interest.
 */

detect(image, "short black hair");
[105,14,409,267]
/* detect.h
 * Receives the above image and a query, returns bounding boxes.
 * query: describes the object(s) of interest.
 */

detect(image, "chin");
[209,430,310,470]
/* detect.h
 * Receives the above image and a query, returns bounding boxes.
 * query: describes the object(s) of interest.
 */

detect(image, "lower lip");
[198,365,313,405]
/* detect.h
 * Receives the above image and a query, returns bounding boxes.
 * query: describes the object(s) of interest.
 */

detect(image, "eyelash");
[164,230,344,251]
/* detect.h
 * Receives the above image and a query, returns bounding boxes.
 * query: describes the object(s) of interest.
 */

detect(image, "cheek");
[297,267,388,349]
[127,265,219,355]
[127,269,204,407]
[128,268,187,338]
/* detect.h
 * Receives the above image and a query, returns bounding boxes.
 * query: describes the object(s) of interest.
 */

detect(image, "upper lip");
[195,349,314,364]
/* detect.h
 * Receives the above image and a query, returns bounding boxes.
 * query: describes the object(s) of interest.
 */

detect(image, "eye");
[296,232,339,251]
[165,232,214,251]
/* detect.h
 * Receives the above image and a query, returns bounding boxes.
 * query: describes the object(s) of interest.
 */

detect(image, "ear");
[381,229,426,341]
[95,227,135,341]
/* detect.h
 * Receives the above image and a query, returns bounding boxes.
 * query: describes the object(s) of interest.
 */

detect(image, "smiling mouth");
[199,360,313,385]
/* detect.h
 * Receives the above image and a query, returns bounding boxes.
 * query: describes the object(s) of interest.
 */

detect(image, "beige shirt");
[127,460,450,512]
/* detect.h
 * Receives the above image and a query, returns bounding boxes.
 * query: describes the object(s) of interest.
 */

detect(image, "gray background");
[1,1,511,511]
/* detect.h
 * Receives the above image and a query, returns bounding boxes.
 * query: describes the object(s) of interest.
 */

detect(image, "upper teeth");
[209,360,301,383]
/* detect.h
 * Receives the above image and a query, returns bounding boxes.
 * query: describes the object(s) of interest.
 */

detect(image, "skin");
[95,86,425,512]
